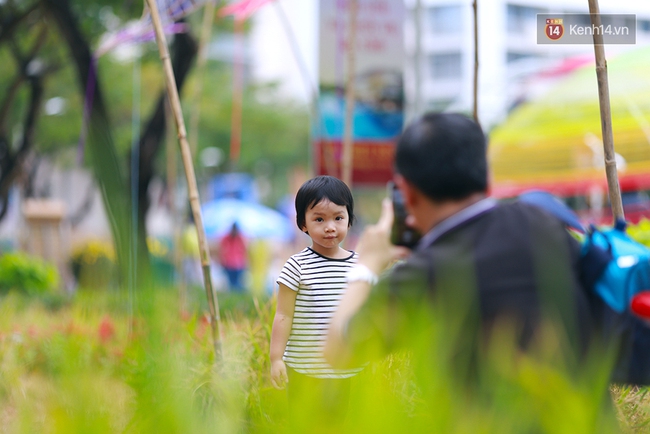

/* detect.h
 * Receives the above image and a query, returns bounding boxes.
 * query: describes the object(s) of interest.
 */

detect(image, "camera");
[388,182,422,248]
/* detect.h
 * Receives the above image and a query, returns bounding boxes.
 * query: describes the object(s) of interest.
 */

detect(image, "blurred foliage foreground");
[0,289,649,433]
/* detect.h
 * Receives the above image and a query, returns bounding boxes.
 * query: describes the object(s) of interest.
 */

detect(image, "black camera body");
[388,182,422,248]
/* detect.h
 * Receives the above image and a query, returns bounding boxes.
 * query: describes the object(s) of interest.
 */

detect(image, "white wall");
[250,0,318,103]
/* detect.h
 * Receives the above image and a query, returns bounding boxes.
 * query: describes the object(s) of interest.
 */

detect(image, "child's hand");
[270,359,288,389]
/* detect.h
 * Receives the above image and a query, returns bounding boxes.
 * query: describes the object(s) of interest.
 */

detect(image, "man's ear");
[394,174,418,210]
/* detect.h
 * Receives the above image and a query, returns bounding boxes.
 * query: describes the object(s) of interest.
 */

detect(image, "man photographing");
[324,112,598,375]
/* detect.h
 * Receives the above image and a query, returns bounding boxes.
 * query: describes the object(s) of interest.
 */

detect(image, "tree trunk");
[135,29,198,263]
[0,5,46,222]
[0,73,43,221]
[41,0,151,288]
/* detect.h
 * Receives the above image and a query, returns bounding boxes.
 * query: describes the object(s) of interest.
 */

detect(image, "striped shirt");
[277,247,364,378]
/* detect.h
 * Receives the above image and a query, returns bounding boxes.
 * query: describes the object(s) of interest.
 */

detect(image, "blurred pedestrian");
[218,223,248,292]
[248,238,271,296]
[180,220,203,287]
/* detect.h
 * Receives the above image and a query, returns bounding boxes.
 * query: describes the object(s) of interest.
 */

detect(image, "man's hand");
[356,198,410,274]
[324,198,410,368]
[270,359,288,389]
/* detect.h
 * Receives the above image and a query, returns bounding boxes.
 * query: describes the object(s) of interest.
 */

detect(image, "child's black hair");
[295,176,355,230]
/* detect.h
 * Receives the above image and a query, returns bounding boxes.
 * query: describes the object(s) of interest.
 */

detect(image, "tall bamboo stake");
[273,0,319,104]
[230,17,245,164]
[189,0,218,156]
[587,0,624,221]
[413,0,423,119]
[145,0,223,358]
[272,0,320,176]
[165,101,186,315]
[341,0,358,187]
[472,0,479,124]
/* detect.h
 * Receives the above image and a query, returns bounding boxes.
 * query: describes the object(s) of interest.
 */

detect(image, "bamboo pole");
[273,0,319,104]
[272,0,319,176]
[145,0,223,358]
[412,0,422,119]
[341,0,358,188]
[472,0,479,124]
[230,17,245,164]
[189,0,218,156]
[587,0,624,221]
[165,101,186,315]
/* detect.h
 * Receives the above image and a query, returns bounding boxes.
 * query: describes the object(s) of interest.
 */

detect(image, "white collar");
[416,197,498,251]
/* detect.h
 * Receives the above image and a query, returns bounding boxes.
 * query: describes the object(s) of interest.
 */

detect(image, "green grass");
[0,289,648,433]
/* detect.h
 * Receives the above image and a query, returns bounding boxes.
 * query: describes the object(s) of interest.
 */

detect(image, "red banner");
[316,0,404,186]
[315,140,396,185]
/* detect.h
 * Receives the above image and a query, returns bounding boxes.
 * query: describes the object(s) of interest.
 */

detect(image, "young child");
[269,175,362,426]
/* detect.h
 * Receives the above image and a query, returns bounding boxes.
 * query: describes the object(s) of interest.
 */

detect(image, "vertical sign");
[316,0,405,185]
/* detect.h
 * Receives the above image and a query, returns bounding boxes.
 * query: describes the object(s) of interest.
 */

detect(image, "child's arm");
[270,283,297,389]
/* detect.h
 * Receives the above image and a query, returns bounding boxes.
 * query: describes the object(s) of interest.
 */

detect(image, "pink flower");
[98,316,115,343]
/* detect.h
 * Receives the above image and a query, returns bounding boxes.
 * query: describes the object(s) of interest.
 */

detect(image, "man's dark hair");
[395,112,487,201]
[295,176,355,230]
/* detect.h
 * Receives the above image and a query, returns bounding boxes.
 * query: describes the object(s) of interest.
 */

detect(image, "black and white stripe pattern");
[277,247,363,378]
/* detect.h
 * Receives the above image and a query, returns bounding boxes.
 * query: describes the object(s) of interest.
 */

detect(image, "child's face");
[301,199,349,257]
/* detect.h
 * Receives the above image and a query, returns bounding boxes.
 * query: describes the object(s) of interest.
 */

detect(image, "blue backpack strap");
[579,225,613,292]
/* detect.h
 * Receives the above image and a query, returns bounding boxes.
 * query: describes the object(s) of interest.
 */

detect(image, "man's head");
[394,112,488,202]
[295,175,355,231]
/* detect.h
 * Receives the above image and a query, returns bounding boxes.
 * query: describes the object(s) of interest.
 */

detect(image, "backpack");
[581,221,650,385]
[518,191,650,384]
[583,221,650,314]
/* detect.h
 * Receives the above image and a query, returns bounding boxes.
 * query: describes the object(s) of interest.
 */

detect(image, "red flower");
[98,316,115,343]
[180,310,191,322]
[65,321,79,335]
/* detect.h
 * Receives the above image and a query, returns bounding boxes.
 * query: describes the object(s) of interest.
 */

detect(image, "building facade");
[404,0,650,128]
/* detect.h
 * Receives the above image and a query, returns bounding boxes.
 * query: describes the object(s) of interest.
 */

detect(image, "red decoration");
[631,291,650,319]
[219,0,274,21]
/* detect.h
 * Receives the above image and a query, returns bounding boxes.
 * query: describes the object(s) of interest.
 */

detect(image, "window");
[428,5,462,34]
[430,52,462,79]
[639,19,650,33]
[507,51,533,63]
[427,99,454,112]
[623,15,637,32]
[507,4,542,33]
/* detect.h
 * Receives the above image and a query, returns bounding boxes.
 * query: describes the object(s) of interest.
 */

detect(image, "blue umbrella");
[201,198,294,241]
